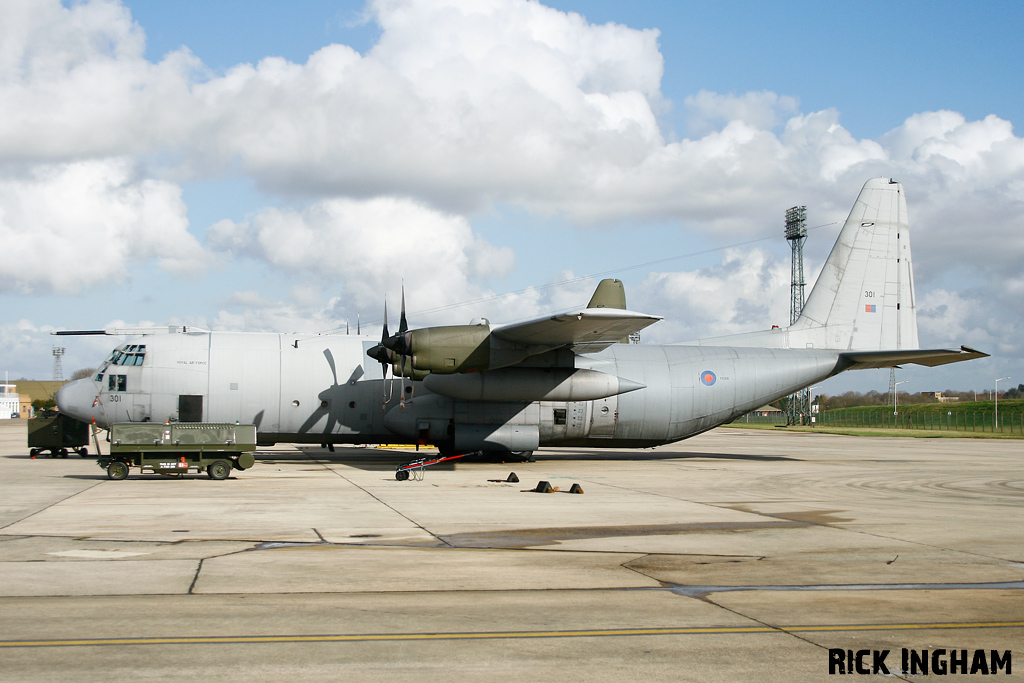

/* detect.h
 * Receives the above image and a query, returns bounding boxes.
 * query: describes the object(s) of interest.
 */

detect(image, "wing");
[492,308,662,353]
[839,346,989,370]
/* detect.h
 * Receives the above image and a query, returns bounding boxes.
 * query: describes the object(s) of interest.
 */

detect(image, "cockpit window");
[107,374,127,392]
[110,345,146,366]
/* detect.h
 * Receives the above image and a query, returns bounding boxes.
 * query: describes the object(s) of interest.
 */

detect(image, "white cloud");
[684,90,799,137]
[207,196,515,322]
[0,158,209,294]
[0,0,199,163]
[633,248,791,344]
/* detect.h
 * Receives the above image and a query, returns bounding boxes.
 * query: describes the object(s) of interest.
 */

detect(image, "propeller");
[368,286,419,409]
[382,286,411,355]
[366,300,392,368]
[366,287,416,408]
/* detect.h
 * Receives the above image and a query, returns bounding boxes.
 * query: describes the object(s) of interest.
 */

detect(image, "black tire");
[510,451,536,463]
[59,449,69,459]
[207,460,231,480]
[77,448,89,457]
[29,448,39,457]
[107,461,129,480]
[395,469,410,481]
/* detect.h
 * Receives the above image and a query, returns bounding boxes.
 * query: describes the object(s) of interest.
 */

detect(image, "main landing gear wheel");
[207,460,231,480]
[107,461,129,480]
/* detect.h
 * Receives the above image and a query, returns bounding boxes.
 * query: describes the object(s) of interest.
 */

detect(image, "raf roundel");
[700,370,717,386]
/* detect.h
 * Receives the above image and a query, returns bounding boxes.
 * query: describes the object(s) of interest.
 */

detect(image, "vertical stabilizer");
[791,178,919,351]
[587,279,628,310]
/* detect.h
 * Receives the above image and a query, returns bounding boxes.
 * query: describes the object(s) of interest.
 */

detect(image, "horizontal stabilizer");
[839,346,989,370]
[492,308,661,353]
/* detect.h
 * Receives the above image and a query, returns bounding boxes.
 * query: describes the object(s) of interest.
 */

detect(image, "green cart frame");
[98,423,258,480]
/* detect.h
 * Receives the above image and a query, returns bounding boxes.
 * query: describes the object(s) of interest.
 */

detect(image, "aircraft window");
[133,354,145,366]
[554,408,567,425]
[95,373,104,383]
[116,375,127,391]
[108,374,117,391]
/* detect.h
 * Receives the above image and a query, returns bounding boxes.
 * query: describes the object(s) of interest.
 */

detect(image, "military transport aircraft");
[56,178,986,458]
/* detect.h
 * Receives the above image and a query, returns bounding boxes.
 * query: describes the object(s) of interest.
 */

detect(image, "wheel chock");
[522,480,557,493]
[506,472,519,483]
[568,483,584,494]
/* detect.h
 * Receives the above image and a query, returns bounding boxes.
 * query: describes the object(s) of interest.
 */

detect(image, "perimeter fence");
[816,408,1024,434]
[736,407,1024,434]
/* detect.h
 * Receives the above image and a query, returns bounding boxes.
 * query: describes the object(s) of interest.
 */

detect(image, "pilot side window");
[107,374,127,392]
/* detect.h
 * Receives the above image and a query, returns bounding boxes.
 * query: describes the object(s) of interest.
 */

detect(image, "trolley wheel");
[60,448,69,459]
[207,460,231,480]
[77,448,89,457]
[107,461,129,480]
[395,469,410,481]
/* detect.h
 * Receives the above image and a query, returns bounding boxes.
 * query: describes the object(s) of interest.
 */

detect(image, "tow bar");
[395,451,481,480]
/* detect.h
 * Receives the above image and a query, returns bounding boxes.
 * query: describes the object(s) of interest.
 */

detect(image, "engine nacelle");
[391,355,430,380]
[408,324,491,374]
[423,367,644,402]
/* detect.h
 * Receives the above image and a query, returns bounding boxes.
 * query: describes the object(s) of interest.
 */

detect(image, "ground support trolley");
[28,412,91,458]
[98,423,258,480]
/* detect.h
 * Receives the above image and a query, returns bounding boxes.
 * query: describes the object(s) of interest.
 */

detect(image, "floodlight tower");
[786,205,808,325]
[52,346,66,382]
[785,206,809,425]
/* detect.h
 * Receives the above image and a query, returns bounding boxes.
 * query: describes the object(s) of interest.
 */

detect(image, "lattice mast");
[52,346,66,382]
[785,206,809,425]
[786,206,808,325]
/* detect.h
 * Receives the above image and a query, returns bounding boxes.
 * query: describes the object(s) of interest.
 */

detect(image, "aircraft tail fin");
[789,177,919,351]
[587,279,628,310]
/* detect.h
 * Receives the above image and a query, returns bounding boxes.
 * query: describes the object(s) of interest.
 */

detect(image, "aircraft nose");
[56,378,102,425]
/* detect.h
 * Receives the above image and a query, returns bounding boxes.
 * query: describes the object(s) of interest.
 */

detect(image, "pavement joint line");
[303,452,453,548]
[0,479,104,533]
[3,621,1022,649]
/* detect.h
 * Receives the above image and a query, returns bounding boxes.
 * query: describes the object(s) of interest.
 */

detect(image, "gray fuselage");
[58,331,843,450]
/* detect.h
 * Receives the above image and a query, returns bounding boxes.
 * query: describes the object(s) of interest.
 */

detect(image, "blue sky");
[2,0,1022,398]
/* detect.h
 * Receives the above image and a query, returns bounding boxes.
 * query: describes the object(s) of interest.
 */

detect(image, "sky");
[2,0,1023,399]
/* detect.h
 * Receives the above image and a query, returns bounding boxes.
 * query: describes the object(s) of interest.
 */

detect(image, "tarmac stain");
[439,521,806,549]
[722,506,852,526]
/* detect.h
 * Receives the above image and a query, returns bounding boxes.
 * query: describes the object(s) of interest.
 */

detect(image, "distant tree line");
[803,385,1024,410]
